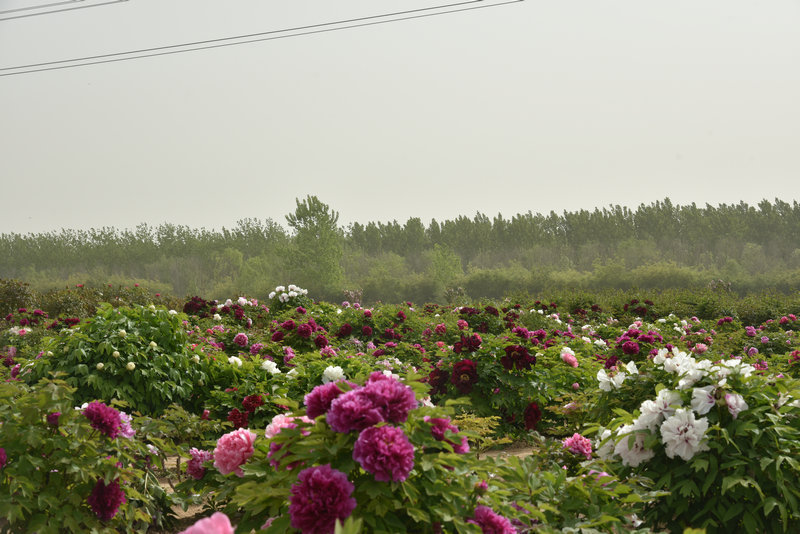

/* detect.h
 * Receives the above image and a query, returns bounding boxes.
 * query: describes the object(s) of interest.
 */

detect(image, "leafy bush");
[26,303,205,415]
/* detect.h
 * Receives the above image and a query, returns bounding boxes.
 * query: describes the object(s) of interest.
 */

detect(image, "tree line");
[2,197,799,303]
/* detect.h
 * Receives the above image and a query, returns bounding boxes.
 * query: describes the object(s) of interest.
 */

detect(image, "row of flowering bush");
[2,283,800,532]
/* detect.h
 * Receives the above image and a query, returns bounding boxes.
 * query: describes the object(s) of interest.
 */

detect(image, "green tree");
[285,195,344,300]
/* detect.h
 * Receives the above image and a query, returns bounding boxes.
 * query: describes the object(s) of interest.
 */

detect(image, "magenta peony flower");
[621,340,640,355]
[353,425,415,482]
[467,505,516,533]
[233,333,248,347]
[83,401,122,439]
[314,334,329,349]
[249,343,263,355]
[424,416,469,454]
[187,448,214,480]
[361,325,373,337]
[289,464,356,534]
[296,323,313,339]
[46,412,61,427]
[327,388,384,433]
[0,447,6,469]
[304,381,348,419]
[362,372,418,423]
[87,478,126,521]
[434,323,447,335]
[179,512,234,534]
[271,330,285,342]
[214,428,257,477]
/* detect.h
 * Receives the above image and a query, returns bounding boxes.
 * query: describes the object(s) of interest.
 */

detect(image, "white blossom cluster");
[597,347,754,467]
[268,284,309,303]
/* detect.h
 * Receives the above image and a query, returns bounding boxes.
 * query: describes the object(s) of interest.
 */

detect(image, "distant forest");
[2,197,800,303]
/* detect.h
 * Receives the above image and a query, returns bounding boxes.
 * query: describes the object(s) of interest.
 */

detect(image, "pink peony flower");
[233,333,248,347]
[179,512,234,534]
[289,465,356,534]
[118,412,136,439]
[562,433,593,459]
[353,425,415,482]
[561,350,578,367]
[87,478,126,521]
[265,413,313,439]
[467,505,516,533]
[186,448,214,479]
[214,428,257,477]
[434,323,447,334]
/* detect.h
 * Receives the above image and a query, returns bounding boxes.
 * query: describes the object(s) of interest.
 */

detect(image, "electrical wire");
[0,0,524,77]
[0,0,126,21]
[0,0,85,16]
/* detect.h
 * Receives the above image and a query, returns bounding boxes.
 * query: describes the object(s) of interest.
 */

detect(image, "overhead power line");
[0,0,524,77]
[0,0,85,16]
[0,0,127,21]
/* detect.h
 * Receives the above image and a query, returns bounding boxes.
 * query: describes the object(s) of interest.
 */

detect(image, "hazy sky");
[2,0,799,235]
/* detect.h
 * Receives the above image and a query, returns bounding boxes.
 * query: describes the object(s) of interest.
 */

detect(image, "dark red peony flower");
[524,402,542,430]
[450,359,478,394]
[242,394,264,413]
[227,408,249,429]
[87,478,126,521]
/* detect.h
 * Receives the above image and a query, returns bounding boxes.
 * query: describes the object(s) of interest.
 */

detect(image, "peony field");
[2,281,800,534]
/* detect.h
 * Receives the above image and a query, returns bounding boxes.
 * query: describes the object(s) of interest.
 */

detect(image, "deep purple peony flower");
[83,401,122,439]
[186,448,214,480]
[451,359,479,394]
[87,478,126,521]
[353,425,415,482]
[467,505,516,533]
[362,372,418,424]
[424,416,469,454]
[305,381,350,419]
[326,388,384,433]
[289,464,357,534]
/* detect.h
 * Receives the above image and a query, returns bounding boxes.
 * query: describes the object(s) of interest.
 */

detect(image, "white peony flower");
[614,425,655,467]
[625,361,639,375]
[224,299,233,307]
[597,369,627,392]
[637,389,682,430]
[228,356,243,367]
[192,355,201,364]
[322,365,345,384]
[691,386,716,415]
[149,304,156,311]
[594,339,607,348]
[288,291,298,298]
[660,408,709,461]
[268,291,276,299]
[287,368,298,378]
[168,309,178,315]
[275,286,286,292]
[261,359,281,374]
[725,393,749,419]
[595,428,615,460]
[238,297,248,306]
[213,313,222,321]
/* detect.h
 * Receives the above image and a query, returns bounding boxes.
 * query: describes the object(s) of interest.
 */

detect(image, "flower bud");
[126,362,136,371]
[96,363,104,370]
[149,341,157,348]
[112,351,120,358]
[118,329,127,338]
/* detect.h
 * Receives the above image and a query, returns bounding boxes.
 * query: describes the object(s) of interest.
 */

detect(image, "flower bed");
[2,285,800,532]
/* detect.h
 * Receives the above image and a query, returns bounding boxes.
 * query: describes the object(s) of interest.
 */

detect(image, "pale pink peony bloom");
[561,349,578,367]
[179,512,234,534]
[214,428,257,477]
